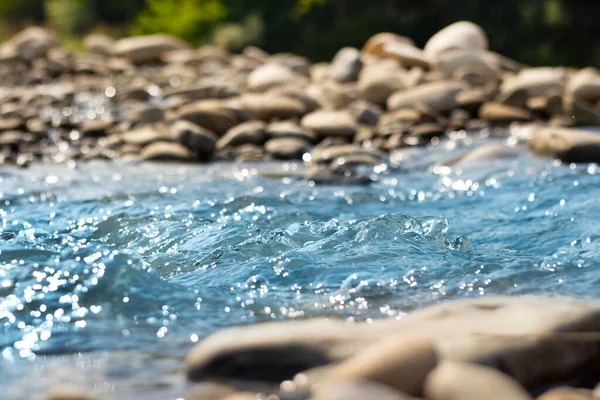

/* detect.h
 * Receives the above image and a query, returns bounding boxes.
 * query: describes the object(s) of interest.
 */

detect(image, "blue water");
[1,133,600,398]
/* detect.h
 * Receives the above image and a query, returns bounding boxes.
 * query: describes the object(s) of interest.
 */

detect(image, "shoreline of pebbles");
[2,22,600,184]
[3,21,600,400]
[44,295,600,400]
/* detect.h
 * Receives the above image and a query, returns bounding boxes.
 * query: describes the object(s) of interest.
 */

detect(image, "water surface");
[1,133,599,398]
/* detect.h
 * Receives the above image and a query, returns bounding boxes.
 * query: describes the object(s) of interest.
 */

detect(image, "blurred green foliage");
[131,0,227,43]
[0,0,598,67]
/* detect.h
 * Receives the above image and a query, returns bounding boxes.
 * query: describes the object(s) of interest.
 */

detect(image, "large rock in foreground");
[186,295,600,391]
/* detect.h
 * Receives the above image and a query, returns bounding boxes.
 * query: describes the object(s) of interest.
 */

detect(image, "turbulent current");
[1,133,600,398]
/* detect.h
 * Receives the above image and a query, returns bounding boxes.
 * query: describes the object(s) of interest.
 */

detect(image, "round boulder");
[424,21,488,58]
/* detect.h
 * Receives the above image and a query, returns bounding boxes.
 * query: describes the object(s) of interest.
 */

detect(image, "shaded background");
[1,0,599,67]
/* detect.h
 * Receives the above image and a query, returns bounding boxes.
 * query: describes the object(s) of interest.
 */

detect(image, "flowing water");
[1,132,600,399]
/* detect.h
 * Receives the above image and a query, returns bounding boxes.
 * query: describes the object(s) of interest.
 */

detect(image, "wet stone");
[238,93,307,121]
[140,141,193,161]
[216,120,266,150]
[311,381,414,400]
[171,120,217,156]
[328,335,437,397]
[387,81,467,113]
[266,121,318,142]
[265,137,311,160]
[176,101,238,135]
[425,361,532,400]
[122,124,175,146]
[478,102,532,123]
[301,110,358,138]
[537,387,594,400]
[306,164,373,185]
[329,47,363,83]
[80,118,113,137]
[0,117,24,131]
[406,123,445,145]
[44,385,101,400]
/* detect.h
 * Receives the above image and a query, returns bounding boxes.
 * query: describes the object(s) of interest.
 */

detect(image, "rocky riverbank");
[3,21,600,400]
[41,295,600,400]
[2,22,600,183]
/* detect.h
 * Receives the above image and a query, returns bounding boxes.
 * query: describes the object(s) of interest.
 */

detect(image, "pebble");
[311,381,414,400]
[171,119,217,156]
[44,386,100,400]
[247,63,307,92]
[329,47,363,83]
[112,33,189,63]
[424,361,533,400]
[176,101,238,134]
[139,141,193,161]
[238,93,307,121]
[357,62,406,105]
[387,80,467,112]
[301,110,358,137]
[529,127,600,163]
[478,102,533,123]
[217,120,266,150]
[265,137,311,159]
[537,387,595,400]
[327,335,437,396]
[266,120,318,142]
[424,21,488,58]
